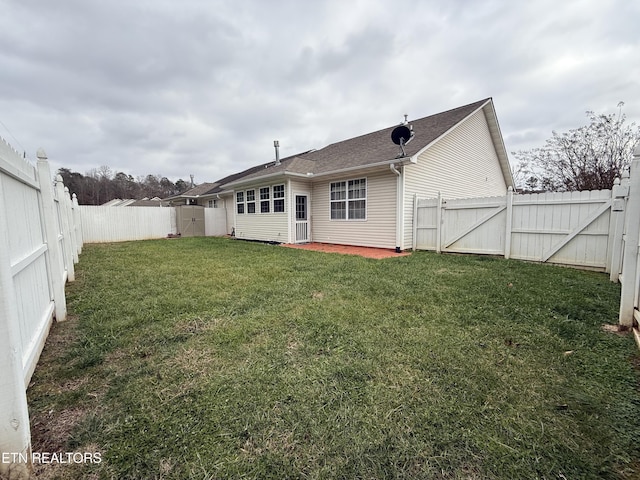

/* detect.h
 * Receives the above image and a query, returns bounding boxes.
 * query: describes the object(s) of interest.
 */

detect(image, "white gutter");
[316,156,415,179]
[390,163,404,253]
[222,157,416,190]
[222,170,311,189]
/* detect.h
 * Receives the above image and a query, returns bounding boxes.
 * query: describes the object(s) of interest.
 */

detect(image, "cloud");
[0,0,638,186]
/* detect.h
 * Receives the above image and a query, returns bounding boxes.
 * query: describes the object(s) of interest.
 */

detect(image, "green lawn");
[26,237,640,479]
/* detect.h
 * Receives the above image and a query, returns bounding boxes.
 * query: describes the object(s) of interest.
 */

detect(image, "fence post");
[619,148,640,327]
[436,192,442,253]
[504,187,513,259]
[0,167,32,479]
[55,175,75,282]
[72,193,83,254]
[36,153,67,321]
[64,186,79,264]
[609,172,629,282]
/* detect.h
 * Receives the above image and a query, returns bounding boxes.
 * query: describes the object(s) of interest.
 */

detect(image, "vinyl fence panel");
[441,196,507,255]
[0,141,78,478]
[510,190,612,269]
[619,148,640,328]
[415,189,614,271]
[205,206,228,236]
[79,206,177,242]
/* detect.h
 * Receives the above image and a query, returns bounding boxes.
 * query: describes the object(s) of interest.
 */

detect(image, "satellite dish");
[391,125,412,146]
[391,119,414,157]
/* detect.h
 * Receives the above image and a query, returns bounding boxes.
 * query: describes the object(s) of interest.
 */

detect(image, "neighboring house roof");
[102,199,137,207]
[220,98,513,189]
[102,198,168,207]
[163,182,218,202]
[127,198,167,207]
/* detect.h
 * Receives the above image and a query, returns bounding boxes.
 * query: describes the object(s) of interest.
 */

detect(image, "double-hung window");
[236,192,244,214]
[273,184,285,213]
[260,187,270,213]
[330,178,366,220]
[246,190,256,214]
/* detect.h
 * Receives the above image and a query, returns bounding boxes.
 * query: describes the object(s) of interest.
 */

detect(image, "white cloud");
[0,0,638,186]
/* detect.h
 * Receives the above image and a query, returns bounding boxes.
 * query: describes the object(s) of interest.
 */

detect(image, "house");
[174,98,514,250]
[102,197,167,207]
[165,183,218,207]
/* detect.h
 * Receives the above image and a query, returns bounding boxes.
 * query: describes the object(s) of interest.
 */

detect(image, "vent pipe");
[190,174,195,188]
[274,140,280,166]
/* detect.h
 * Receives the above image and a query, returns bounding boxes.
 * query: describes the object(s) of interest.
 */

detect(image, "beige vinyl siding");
[312,170,397,249]
[234,183,290,242]
[403,108,508,248]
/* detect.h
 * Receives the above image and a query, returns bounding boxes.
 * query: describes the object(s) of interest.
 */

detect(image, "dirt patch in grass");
[601,323,631,336]
[31,407,86,453]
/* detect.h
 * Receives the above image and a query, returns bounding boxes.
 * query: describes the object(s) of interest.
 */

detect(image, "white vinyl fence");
[0,141,80,478]
[79,205,177,243]
[204,207,227,236]
[618,147,640,329]
[414,188,616,271]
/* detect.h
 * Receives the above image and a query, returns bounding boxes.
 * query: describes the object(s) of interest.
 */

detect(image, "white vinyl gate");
[414,188,615,270]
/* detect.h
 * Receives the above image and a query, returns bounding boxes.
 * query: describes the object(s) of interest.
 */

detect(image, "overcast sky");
[1,0,638,186]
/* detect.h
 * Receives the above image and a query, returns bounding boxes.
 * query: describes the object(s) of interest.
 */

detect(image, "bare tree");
[513,103,640,192]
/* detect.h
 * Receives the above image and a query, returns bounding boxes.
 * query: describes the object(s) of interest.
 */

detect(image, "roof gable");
[217,98,513,188]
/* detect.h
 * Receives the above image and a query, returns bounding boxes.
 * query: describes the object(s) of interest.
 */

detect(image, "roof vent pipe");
[274,140,280,166]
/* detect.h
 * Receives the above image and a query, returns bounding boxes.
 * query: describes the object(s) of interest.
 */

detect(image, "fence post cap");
[36,148,47,160]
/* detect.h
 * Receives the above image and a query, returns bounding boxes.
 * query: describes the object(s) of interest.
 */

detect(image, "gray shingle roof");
[178,182,218,196]
[222,98,491,186]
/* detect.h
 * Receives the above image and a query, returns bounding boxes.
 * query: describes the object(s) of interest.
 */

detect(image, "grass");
[25,237,640,479]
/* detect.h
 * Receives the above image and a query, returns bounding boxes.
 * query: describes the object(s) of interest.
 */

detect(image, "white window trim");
[259,186,270,213]
[236,196,245,214]
[273,184,286,213]
[330,177,367,221]
[246,189,256,214]
[236,184,288,216]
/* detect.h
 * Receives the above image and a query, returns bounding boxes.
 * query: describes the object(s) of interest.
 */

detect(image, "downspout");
[390,163,403,253]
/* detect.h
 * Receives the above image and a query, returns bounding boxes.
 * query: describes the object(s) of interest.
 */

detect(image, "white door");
[295,195,309,243]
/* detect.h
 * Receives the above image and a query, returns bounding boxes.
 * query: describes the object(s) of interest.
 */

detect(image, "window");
[246,189,256,214]
[330,178,366,220]
[260,187,270,213]
[273,184,285,213]
[208,199,219,208]
[236,192,244,214]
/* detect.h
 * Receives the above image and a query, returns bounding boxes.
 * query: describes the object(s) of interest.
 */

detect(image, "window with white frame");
[236,192,244,214]
[260,187,270,213]
[273,184,285,213]
[330,178,366,220]
[246,189,256,214]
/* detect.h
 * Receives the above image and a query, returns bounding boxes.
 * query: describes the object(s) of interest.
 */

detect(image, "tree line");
[57,166,191,205]
[513,102,639,192]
